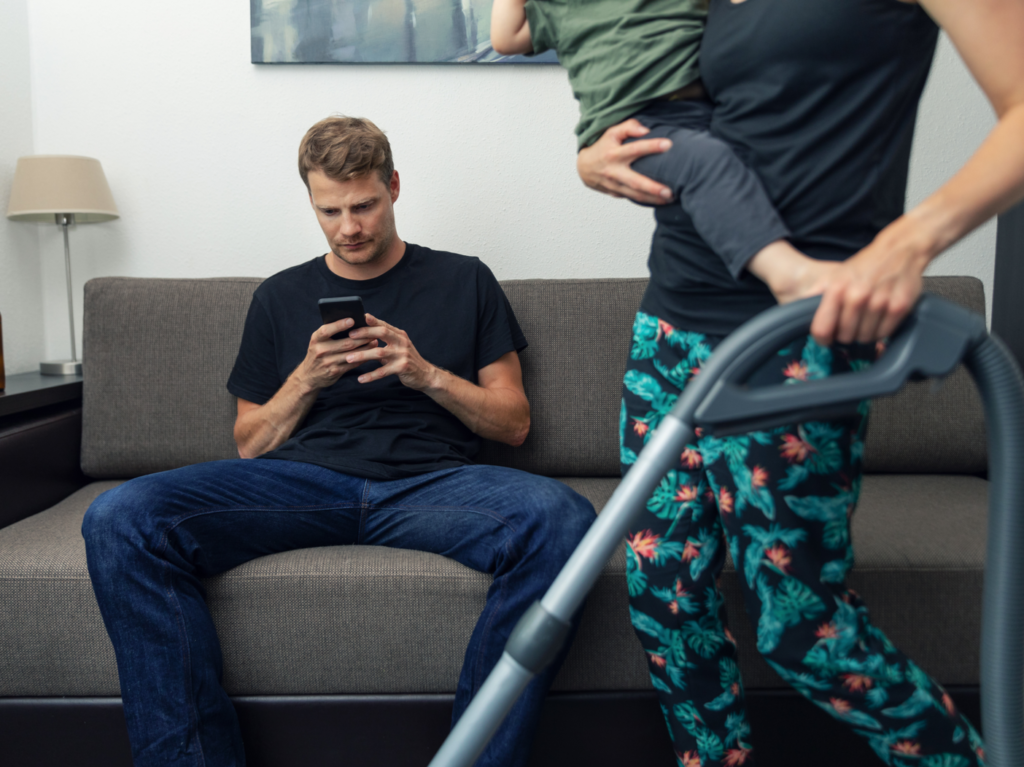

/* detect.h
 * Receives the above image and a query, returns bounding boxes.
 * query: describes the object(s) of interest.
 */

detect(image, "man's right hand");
[576,119,674,205]
[234,317,379,459]
[295,318,379,394]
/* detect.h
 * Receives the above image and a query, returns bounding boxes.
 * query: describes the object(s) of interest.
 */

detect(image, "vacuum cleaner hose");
[967,335,1024,767]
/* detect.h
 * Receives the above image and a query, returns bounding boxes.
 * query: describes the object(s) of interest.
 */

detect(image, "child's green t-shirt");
[525,0,706,149]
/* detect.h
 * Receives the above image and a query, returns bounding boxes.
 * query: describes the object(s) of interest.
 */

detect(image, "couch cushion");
[0,474,986,697]
[81,276,986,480]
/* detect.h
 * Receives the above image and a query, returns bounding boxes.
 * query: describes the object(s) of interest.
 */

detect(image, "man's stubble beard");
[332,220,396,267]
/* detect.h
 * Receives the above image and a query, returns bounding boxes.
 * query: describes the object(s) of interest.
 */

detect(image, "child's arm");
[491,0,534,55]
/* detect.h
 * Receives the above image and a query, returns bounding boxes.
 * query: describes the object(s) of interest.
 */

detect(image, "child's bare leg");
[747,239,841,305]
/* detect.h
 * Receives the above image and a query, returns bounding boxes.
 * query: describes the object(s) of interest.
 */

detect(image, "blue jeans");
[82,459,596,767]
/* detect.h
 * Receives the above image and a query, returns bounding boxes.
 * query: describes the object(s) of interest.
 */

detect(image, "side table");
[0,371,83,417]
[0,371,89,530]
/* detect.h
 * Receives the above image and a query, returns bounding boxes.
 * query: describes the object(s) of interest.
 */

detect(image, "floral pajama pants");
[621,311,986,767]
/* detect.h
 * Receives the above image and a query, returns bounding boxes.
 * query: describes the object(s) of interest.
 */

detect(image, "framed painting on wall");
[250,0,558,63]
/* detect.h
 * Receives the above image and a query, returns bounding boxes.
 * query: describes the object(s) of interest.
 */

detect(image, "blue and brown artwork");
[250,0,558,63]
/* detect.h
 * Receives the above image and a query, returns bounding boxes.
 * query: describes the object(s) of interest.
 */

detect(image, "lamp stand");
[40,213,82,376]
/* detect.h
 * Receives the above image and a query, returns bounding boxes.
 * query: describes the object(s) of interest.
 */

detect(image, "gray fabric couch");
[0,275,988,766]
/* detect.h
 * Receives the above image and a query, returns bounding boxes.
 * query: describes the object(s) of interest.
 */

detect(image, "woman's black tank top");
[641,0,939,335]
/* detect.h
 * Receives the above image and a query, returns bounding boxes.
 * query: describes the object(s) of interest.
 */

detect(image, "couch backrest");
[475,278,647,476]
[80,275,987,479]
[82,278,259,477]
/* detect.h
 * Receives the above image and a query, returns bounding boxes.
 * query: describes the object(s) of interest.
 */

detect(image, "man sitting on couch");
[81,115,595,767]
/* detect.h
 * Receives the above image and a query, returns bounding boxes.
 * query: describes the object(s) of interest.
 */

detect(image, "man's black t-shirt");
[227,244,527,479]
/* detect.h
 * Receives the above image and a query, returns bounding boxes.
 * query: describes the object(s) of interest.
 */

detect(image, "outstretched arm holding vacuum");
[808,0,1024,346]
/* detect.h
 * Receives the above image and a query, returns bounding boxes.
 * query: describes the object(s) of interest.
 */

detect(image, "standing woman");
[578,0,1024,764]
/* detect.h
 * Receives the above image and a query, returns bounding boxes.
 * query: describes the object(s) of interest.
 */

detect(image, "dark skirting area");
[0,687,981,767]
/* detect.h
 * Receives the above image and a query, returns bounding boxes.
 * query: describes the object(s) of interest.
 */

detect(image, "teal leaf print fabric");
[631,312,661,360]
[619,313,986,767]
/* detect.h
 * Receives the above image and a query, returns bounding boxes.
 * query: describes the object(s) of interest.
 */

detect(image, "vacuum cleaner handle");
[676,293,988,435]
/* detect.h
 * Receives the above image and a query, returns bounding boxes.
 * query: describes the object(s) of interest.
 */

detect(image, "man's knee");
[523,478,595,555]
[83,484,125,542]
[82,478,163,560]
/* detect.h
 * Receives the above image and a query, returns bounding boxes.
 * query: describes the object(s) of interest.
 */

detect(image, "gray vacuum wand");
[428,294,1023,767]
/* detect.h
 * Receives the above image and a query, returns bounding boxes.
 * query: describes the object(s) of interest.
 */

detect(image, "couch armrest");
[0,403,90,530]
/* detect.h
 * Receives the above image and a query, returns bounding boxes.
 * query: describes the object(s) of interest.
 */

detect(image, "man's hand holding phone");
[295,297,378,393]
[345,314,439,392]
[304,295,441,393]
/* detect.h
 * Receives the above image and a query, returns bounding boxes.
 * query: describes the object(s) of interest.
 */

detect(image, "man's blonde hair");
[298,116,394,189]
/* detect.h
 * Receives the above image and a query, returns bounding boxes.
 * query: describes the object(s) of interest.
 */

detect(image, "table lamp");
[6,155,119,375]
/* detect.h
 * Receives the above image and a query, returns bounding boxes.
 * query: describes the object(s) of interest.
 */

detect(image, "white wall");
[19,1,1002,361]
[0,0,44,376]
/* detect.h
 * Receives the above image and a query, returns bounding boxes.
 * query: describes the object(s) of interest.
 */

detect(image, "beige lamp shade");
[6,155,119,223]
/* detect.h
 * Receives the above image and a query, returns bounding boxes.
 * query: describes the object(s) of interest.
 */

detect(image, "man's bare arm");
[426,352,530,446]
[233,317,378,458]
[346,315,530,446]
[234,384,316,460]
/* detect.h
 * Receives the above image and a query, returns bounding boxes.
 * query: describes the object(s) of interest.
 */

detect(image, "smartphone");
[318,296,367,339]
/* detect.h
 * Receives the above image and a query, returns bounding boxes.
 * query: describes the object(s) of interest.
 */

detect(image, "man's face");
[308,169,400,271]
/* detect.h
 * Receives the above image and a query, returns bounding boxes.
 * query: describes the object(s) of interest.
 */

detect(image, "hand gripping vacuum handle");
[673,292,987,433]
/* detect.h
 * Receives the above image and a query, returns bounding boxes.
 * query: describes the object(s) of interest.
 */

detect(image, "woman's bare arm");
[808,0,1024,345]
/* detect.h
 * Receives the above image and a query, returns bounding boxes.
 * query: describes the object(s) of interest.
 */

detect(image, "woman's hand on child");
[576,120,674,205]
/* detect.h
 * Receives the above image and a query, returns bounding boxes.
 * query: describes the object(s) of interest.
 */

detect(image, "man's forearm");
[344,317,530,446]
[423,367,530,447]
[234,375,319,458]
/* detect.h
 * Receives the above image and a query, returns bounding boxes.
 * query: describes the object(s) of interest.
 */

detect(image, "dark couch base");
[1,688,982,766]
